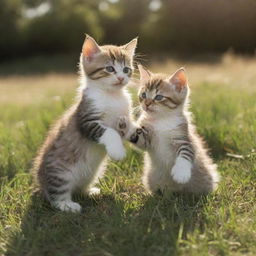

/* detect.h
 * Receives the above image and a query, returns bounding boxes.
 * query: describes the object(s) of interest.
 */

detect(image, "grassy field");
[0,54,256,256]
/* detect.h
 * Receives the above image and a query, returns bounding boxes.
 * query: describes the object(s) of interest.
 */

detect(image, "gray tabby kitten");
[117,65,219,194]
[32,35,137,212]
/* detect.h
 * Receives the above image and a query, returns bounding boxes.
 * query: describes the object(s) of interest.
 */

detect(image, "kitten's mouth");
[143,105,154,112]
[113,81,124,86]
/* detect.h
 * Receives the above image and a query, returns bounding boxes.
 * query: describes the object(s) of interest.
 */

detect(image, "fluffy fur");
[117,65,220,194]
[32,35,137,212]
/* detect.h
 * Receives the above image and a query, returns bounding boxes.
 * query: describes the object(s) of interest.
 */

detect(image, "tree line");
[1,0,256,60]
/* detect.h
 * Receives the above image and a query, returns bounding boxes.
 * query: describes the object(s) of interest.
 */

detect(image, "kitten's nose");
[117,77,124,82]
[145,99,152,106]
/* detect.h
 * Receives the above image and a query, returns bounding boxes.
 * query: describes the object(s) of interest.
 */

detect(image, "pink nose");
[117,77,124,82]
[145,99,152,106]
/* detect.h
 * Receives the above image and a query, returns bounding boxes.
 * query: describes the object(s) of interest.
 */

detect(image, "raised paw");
[130,126,151,147]
[117,116,129,138]
[118,116,127,130]
[130,129,141,143]
[100,128,126,161]
[105,130,126,160]
[171,159,192,184]
[106,142,126,160]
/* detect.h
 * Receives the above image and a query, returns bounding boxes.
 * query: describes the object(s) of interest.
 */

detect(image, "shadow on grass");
[6,191,207,256]
[134,193,208,255]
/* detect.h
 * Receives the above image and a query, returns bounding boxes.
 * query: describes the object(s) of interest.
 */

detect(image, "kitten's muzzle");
[113,76,125,86]
[145,99,153,106]
[117,76,124,83]
[143,99,154,112]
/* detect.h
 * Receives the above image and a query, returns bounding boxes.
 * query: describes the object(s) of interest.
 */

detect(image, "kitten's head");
[80,35,137,90]
[137,65,189,115]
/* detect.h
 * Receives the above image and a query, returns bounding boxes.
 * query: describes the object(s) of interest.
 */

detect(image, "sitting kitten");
[32,35,137,212]
[117,65,219,194]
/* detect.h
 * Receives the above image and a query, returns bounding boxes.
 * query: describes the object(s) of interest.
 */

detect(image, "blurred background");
[0,0,256,105]
[1,0,256,106]
[1,0,256,139]
[1,0,256,64]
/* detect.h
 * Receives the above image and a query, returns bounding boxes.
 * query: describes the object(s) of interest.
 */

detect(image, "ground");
[0,54,255,256]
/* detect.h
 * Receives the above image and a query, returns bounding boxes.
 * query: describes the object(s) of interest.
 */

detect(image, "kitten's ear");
[138,64,151,83]
[122,37,138,57]
[169,68,187,92]
[82,35,101,61]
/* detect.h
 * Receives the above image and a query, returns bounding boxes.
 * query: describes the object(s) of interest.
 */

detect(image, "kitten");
[117,65,219,194]
[32,35,137,212]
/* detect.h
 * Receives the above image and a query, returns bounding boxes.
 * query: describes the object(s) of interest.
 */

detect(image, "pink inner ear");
[138,65,151,82]
[170,70,187,92]
[82,38,100,61]
[177,71,187,86]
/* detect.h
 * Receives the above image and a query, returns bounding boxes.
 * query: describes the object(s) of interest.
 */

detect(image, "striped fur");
[32,36,137,212]
[138,74,182,112]
[176,141,195,162]
[81,41,135,84]
[76,95,106,141]
[117,67,219,194]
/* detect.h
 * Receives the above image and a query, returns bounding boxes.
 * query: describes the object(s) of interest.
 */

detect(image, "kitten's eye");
[123,67,131,74]
[154,95,164,101]
[106,66,115,72]
[141,92,146,99]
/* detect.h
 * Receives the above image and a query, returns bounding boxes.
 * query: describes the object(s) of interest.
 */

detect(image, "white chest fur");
[152,115,183,132]
[146,114,184,166]
[85,87,131,128]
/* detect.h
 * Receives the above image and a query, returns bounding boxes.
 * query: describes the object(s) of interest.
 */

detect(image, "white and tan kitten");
[118,65,219,194]
[32,35,137,212]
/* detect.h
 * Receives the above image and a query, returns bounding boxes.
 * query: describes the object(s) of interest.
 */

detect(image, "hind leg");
[142,166,162,194]
[45,168,82,213]
[82,159,107,197]
[184,163,220,194]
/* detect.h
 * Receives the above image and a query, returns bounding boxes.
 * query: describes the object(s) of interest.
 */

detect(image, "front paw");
[106,142,126,160]
[171,159,192,184]
[130,127,151,146]
[100,128,126,160]
[116,116,128,138]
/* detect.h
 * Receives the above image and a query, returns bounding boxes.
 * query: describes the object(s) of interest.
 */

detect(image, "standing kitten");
[33,35,137,212]
[118,65,219,194]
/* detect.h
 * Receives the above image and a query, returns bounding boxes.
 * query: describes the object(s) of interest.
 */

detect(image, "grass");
[0,54,256,256]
